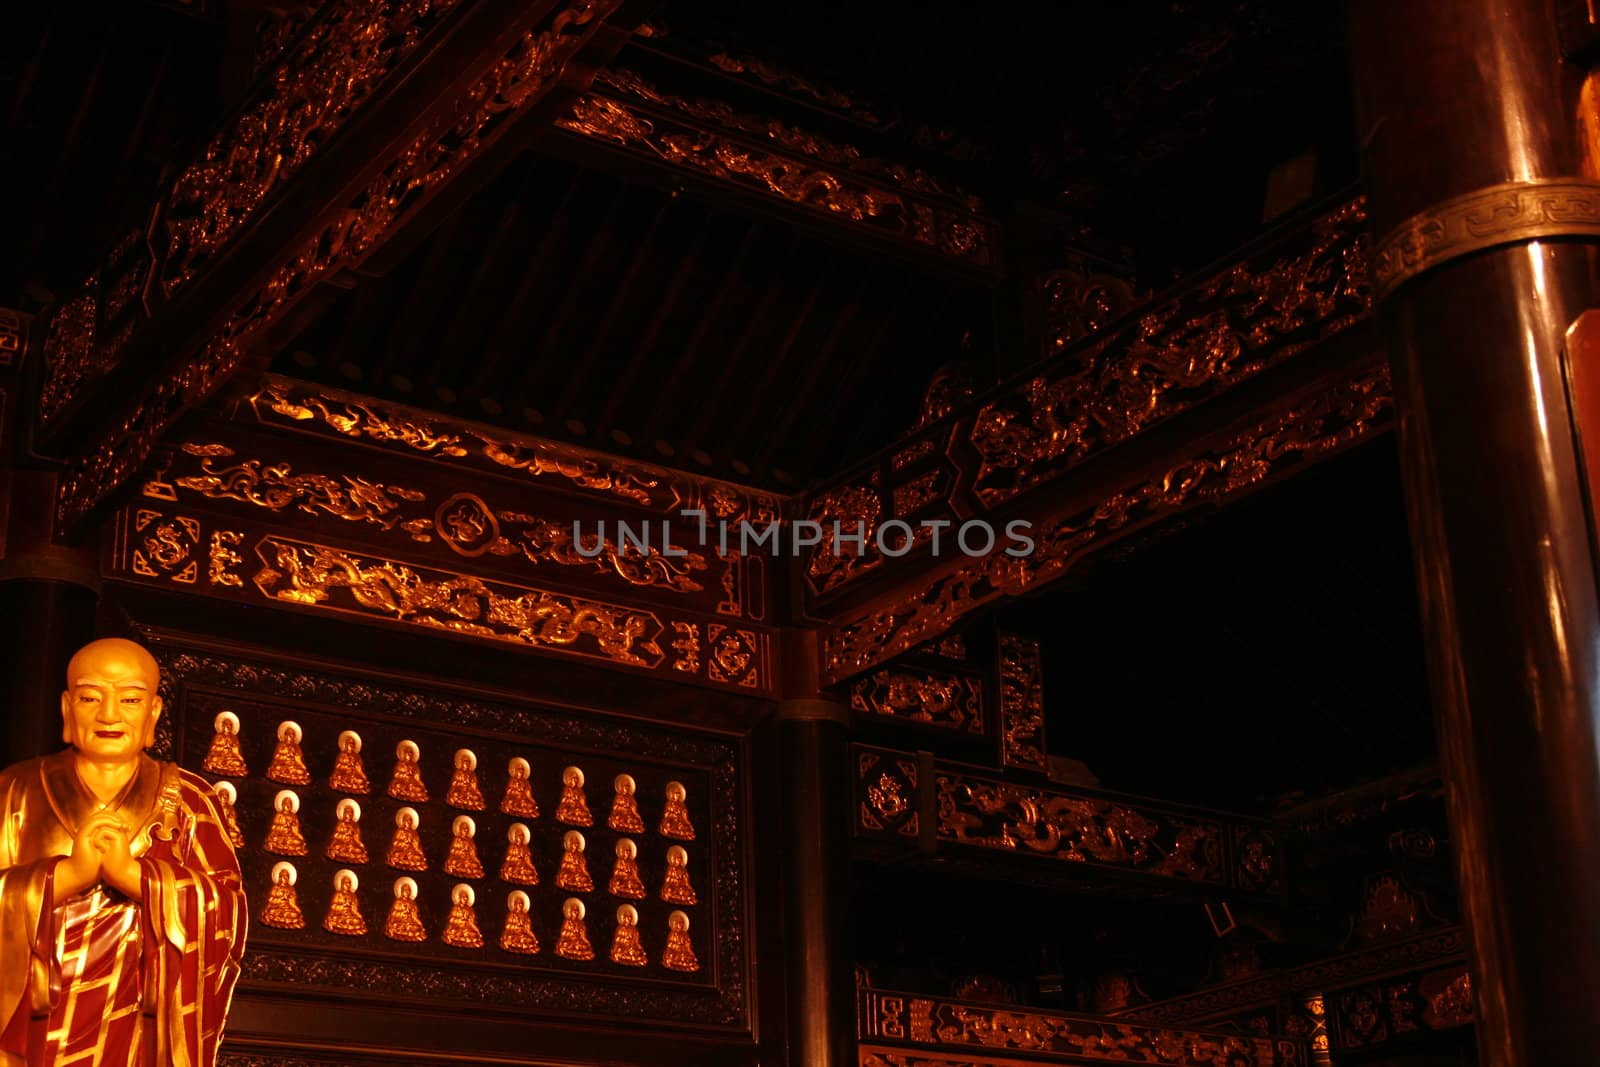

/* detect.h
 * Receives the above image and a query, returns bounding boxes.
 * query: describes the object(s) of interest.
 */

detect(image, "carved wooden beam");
[550,64,1000,278]
[41,0,649,535]
[852,744,1283,896]
[806,197,1387,684]
[859,988,1303,1067]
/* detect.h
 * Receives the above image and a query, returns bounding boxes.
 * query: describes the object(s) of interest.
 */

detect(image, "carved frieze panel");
[850,666,984,735]
[153,641,749,1030]
[823,362,1393,683]
[996,633,1046,772]
[146,424,764,621]
[853,746,1280,894]
[860,989,1302,1067]
[106,503,774,696]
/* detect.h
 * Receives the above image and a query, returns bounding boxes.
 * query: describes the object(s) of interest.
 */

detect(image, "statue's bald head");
[60,638,163,760]
[65,638,160,691]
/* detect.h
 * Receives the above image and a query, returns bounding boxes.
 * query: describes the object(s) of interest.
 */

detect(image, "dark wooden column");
[772,630,854,1067]
[1350,3,1600,1063]
[0,470,99,764]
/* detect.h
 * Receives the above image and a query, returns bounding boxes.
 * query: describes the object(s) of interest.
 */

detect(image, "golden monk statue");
[0,638,246,1066]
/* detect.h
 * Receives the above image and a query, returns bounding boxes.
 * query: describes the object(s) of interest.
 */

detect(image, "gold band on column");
[1372,178,1600,302]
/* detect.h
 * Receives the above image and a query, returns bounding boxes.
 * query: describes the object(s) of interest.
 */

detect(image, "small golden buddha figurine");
[608,773,646,833]
[384,877,427,942]
[387,739,430,802]
[446,747,486,810]
[500,756,540,818]
[442,883,485,949]
[662,910,699,973]
[323,869,367,937]
[555,898,594,961]
[264,788,309,855]
[555,829,594,892]
[213,780,246,849]
[660,844,697,905]
[202,709,250,777]
[261,862,306,930]
[386,806,428,871]
[329,729,371,794]
[325,797,369,864]
[443,814,485,879]
[556,765,593,826]
[659,780,695,840]
[499,822,539,885]
[499,890,540,955]
[266,720,313,785]
[608,838,646,899]
[610,904,648,967]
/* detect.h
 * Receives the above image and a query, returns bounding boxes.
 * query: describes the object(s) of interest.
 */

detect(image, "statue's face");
[60,639,163,763]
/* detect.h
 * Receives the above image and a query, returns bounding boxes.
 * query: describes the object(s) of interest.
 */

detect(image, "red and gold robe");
[0,751,245,1067]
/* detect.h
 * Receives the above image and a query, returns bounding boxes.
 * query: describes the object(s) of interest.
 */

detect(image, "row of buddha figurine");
[260,864,699,971]
[204,713,695,839]
[243,792,699,904]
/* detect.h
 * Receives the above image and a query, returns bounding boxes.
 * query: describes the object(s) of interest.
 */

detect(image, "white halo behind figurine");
[336,798,362,822]
[338,729,363,752]
[273,789,300,813]
[508,756,531,777]
[277,720,302,743]
[508,822,530,844]
[453,883,476,907]
[395,806,420,828]
[454,748,477,770]
[614,773,635,792]
[213,710,241,734]
[270,860,298,886]
[452,814,477,838]
[564,897,586,919]
[507,889,531,911]
[213,781,237,804]
[617,903,639,924]
[563,765,585,786]
[393,876,419,899]
[563,829,586,851]
[333,868,359,892]
[397,739,420,760]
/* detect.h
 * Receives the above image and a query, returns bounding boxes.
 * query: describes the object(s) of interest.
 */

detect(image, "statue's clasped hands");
[58,812,142,899]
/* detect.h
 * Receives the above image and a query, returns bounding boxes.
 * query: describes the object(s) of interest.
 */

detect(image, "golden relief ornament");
[443,815,485,879]
[662,910,699,973]
[251,535,667,670]
[850,667,983,733]
[264,789,309,855]
[386,806,428,871]
[500,823,539,885]
[387,739,429,802]
[324,798,369,864]
[500,890,540,954]
[556,897,594,961]
[265,719,312,785]
[209,530,246,587]
[213,781,247,849]
[659,780,695,841]
[998,635,1047,771]
[857,749,919,838]
[442,883,485,949]
[131,509,201,583]
[660,844,697,905]
[262,861,305,930]
[329,729,371,793]
[609,838,646,899]
[611,904,648,967]
[385,877,427,942]
[203,709,250,777]
[823,362,1393,682]
[608,773,646,833]
[556,830,594,892]
[501,757,540,817]
[446,747,486,810]
[169,442,425,530]
[557,765,593,826]
[323,869,367,936]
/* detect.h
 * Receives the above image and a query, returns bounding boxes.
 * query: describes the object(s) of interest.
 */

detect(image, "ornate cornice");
[1371,178,1600,302]
[860,988,1302,1067]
